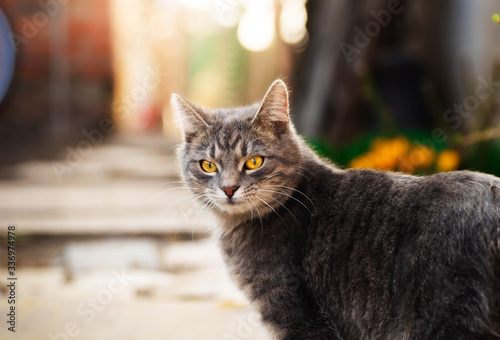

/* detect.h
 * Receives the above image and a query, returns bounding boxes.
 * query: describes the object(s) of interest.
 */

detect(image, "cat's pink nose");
[221,186,239,198]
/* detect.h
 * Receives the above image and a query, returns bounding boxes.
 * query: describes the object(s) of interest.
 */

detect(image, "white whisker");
[251,199,264,239]
[178,195,208,220]
[260,189,313,215]
[264,173,281,181]
[257,191,300,225]
[255,195,286,226]
[156,193,209,239]
[160,193,207,219]
[193,200,216,242]
[144,186,190,205]
[191,197,213,239]
[263,185,315,210]
[245,198,254,227]
[291,164,315,177]
[158,180,187,187]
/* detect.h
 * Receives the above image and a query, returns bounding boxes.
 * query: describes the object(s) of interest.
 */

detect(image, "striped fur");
[173,80,500,339]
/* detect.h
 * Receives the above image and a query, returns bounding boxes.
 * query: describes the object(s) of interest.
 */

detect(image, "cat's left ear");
[252,79,290,135]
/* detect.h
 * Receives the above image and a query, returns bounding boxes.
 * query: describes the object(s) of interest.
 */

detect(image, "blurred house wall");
[0,0,113,140]
[0,0,299,145]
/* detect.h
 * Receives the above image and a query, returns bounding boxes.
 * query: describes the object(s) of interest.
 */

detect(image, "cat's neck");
[213,209,252,232]
[297,137,343,175]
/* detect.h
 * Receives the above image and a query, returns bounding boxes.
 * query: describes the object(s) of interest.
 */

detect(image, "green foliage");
[466,140,500,177]
[306,129,449,169]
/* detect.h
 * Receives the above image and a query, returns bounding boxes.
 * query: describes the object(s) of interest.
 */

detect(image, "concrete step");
[0,133,217,236]
[0,180,216,235]
[0,239,271,340]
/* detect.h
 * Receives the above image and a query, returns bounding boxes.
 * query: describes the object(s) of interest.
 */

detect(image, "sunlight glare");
[237,0,275,52]
[280,0,308,45]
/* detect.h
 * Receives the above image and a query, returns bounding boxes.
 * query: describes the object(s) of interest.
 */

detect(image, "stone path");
[0,133,270,340]
[0,133,216,235]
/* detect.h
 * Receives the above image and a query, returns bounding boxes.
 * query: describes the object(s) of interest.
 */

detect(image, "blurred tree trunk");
[291,0,467,146]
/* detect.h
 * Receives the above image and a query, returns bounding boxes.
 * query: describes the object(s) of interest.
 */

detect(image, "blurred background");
[1,0,500,339]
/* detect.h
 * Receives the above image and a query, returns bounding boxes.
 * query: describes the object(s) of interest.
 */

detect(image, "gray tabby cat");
[172,80,500,339]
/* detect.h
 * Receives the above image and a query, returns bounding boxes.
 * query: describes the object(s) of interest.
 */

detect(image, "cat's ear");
[252,79,290,135]
[171,94,210,139]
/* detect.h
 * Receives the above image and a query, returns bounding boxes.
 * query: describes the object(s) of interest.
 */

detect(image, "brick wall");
[0,0,113,139]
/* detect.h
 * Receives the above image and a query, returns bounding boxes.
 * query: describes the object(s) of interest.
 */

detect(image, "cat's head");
[172,80,304,218]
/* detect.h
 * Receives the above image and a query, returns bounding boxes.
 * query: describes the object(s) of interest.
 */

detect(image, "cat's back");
[313,167,500,274]
[305,166,500,339]
[317,167,500,223]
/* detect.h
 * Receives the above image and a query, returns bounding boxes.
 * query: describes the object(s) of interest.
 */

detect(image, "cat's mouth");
[217,197,240,207]
[214,193,277,216]
[221,197,236,205]
[214,196,251,214]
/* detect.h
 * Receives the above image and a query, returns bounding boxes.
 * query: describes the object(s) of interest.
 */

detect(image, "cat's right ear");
[171,94,210,140]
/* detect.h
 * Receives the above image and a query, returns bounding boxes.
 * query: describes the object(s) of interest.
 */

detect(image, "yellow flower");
[391,136,410,156]
[350,155,375,169]
[410,145,435,168]
[437,150,460,172]
[350,136,410,170]
[350,136,445,174]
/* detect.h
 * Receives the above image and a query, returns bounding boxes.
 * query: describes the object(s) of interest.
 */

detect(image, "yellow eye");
[245,156,264,170]
[201,160,217,173]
